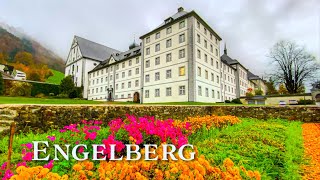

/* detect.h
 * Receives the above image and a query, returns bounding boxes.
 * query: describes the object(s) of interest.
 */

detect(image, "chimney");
[224,42,228,55]
[178,7,184,12]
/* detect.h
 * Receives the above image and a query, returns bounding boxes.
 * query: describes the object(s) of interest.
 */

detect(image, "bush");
[225,100,231,103]
[31,82,59,97]
[255,89,263,95]
[59,75,75,95]
[49,93,55,96]
[9,82,32,97]
[0,73,4,95]
[231,98,243,104]
[246,92,254,97]
[56,94,68,98]
[35,93,46,98]
[298,99,315,105]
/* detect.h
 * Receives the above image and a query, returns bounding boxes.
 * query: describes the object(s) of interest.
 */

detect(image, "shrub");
[49,93,55,96]
[9,81,32,97]
[231,98,242,104]
[246,92,254,97]
[298,99,315,105]
[59,75,75,95]
[35,93,46,98]
[255,88,263,95]
[31,82,59,97]
[56,94,68,98]
[0,73,4,95]
[225,100,231,103]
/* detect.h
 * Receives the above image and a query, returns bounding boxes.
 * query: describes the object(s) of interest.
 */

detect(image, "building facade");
[65,7,266,103]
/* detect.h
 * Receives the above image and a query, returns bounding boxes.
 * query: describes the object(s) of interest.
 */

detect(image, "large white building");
[65,7,266,103]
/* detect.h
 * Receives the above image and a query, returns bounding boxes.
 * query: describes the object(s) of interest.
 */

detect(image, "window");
[116,73,119,79]
[198,86,202,96]
[155,89,160,97]
[205,54,208,63]
[210,45,213,53]
[211,58,213,66]
[121,83,124,89]
[204,40,207,49]
[128,81,131,88]
[179,34,185,43]
[129,60,132,66]
[135,68,139,74]
[216,49,218,56]
[166,69,172,79]
[91,89,94,94]
[211,73,214,81]
[198,67,201,77]
[197,34,200,43]
[179,66,185,76]
[155,32,160,39]
[179,49,185,58]
[166,39,172,48]
[128,70,132,76]
[145,74,150,82]
[100,87,103,92]
[166,27,172,34]
[106,68,108,73]
[155,44,160,52]
[217,75,219,83]
[96,79,99,84]
[166,53,172,62]
[217,91,220,99]
[205,70,208,79]
[97,71,99,76]
[122,72,125,78]
[179,20,185,29]
[121,94,124,98]
[116,64,119,70]
[197,21,200,29]
[128,94,131,98]
[204,28,207,35]
[215,38,218,44]
[145,90,149,98]
[212,90,215,98]
[216,61,219,69]
[146,60,150,68]
[96,88,98,93]
[105,77,108,82]
[136,57,139,64]
[146,48,150,55]
[146,37,150,43]
[166,87,172,96]
[116,84,118,90]
[122,62,125,68]
[210,34,213,40]
[101,77,103,83]
[197,49,201,59]
[179,86,185,95]
[135,80,139,87]
[110,75,113,80]
[155,57,160,65]
[205,88,209,97]
[155,72,160,81]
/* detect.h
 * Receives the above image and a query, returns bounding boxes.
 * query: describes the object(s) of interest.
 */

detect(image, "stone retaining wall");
[0,105,319,136]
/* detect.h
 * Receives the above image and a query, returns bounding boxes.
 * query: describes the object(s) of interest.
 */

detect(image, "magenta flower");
[21,143,33,149]
[22,152,33,161]
[2,169,13,180]
[43,160,54,169]
[47,135,56,141]
[16,161,26,168]
[1,162,7,170]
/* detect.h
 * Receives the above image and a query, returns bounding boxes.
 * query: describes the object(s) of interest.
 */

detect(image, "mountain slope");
[0,25,65,72]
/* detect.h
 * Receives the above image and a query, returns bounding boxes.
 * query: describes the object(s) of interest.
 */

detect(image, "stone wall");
[0,105,319,136]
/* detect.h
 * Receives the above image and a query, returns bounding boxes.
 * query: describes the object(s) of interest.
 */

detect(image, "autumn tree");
[14,51,34,66]
[0,73,4,95]
[278,83,288,95]
[265,77,278,95]
[268,40,320,94]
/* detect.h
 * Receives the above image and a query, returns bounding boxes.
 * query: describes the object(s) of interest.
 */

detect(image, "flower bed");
[0,114,262,180]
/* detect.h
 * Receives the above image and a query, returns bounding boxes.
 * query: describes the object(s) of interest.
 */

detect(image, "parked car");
[288,100,298,105]
[279,101,286,106]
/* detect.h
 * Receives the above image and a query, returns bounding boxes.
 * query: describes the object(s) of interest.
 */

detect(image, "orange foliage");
[302,123,320,179]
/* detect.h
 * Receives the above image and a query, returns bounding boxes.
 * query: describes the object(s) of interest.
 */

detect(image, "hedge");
[31,82,60,96]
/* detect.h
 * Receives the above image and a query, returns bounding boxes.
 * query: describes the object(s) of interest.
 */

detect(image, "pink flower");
[47,135,56,141]
[78,146,84,153]
[1,162,7,170]
[75,140,80,145]
[16,161,26,168]
[2,169,13,180]
[59,129,66,133]
[22,152,33,161]
[43,160,54,169]
[21,143,33,149]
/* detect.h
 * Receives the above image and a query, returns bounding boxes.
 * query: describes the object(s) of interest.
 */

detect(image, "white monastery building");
[65,7,266,103]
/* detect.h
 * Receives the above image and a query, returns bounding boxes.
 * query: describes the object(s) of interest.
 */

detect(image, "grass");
[189,118,305,180]
[0,96,104,104]
[46,69,65,85]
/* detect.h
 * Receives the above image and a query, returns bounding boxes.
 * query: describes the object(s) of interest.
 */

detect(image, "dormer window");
[165,17,173,24]
[155,32,160,39]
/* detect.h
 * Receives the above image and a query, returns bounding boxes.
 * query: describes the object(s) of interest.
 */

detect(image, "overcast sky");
[0,0,319,78]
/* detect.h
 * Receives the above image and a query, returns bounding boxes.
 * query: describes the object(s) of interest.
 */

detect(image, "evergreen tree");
[59,75,75,96]
[265,77,278,95]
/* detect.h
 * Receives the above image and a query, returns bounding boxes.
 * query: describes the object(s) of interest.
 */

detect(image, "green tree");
[59,75,75,96]
[0,73,4,95]
[278,83,288,95]
[265,77,278,95]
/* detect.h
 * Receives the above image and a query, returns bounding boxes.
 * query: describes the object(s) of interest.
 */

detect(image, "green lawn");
[46,69,65,85]
[189,118,305,179]
[0,96,103,104]
[147,102,245,106]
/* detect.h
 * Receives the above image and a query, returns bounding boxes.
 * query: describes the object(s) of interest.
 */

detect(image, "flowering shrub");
[175,115,241,133]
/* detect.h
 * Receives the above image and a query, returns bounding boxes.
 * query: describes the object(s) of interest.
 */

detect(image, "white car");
[279,101,286,106]
[289,100,298,105]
